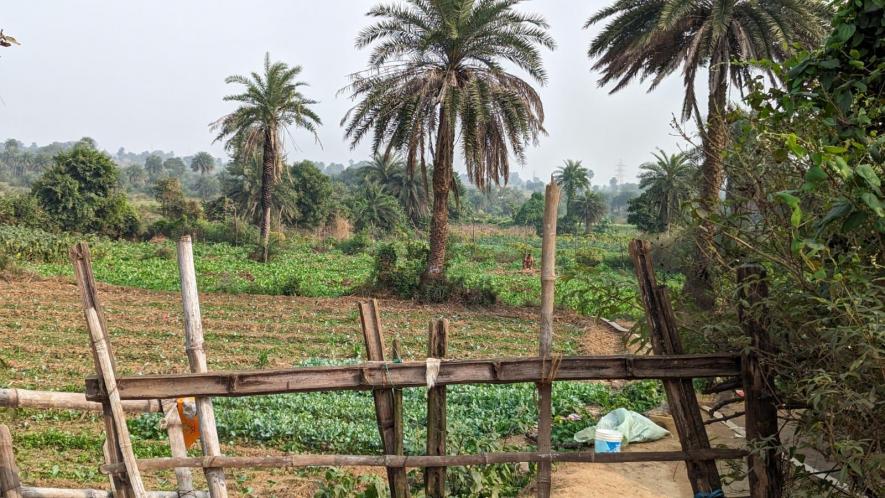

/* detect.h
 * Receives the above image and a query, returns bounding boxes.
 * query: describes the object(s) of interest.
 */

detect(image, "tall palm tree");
[213,52,322,261]
[342,0,554,284]
[191,152,215,175]
[553,159,592,219]
[586,0,828,306]
[573,190,607,233]
[638,150,697,232]
[361,153,406,197]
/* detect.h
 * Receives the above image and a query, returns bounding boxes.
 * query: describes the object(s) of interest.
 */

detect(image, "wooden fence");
[0,185,783,498]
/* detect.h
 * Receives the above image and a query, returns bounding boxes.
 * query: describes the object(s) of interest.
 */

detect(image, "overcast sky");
[0,0,700,183]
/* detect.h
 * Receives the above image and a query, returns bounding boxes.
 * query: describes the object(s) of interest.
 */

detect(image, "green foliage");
[512,192,544,235]
[336,231,372,255]
[0,225,79,262]
[633,150,697,233]
[349,182,405,235]
[313,469,388,498]
[291,160,333,229]
[371,240,426,298]
[31,146,140,238]
[190,151,215,175]
[0,193,49,229]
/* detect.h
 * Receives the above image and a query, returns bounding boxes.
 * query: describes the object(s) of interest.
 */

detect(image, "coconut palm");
[342,0,554,284]
[586,0,829,306]
[553,159,592,219]
[573,190,607,233]
[191,152,215,175]
[213,52,321,261]
[638,150,697,233]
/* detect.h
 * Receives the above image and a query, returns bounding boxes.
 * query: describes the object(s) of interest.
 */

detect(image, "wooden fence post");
[391,339,405,463]
[537,180,560,498]
[70,242,138,498]
[629,239,723,495]
[425,319,448,498]
[737,264,783,498]
[161,400,195,496]
[177,236,228,498]
[0,425,22,498]
[358,299,410,498]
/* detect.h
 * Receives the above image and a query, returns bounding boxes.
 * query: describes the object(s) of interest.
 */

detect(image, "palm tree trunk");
[423,107,454,284]
[686,65,728,309]
[260,127,275,263]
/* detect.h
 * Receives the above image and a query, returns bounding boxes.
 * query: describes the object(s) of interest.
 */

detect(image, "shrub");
[336,231,371,255]
[0,193,50,229]
[0,225,78,262]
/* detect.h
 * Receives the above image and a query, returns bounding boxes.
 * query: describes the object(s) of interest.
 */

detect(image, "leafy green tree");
[31,146,139,237]
[163,157,187,178]
[343,0,554,284]
[553,159,592,220]
[586,0,829,307]
[573,190,606,233]
[191,174,220,199]
[220,153,301,228]
[513,192,545,235]
[214,53,322,261]
[637,150,697,232]
[191,152,215,175]
[124,165,148,191]
[144,154,164,178]
[626,193,664,233]
[349,181,403,234]
[291,160,333,229]
[154,177,202,221]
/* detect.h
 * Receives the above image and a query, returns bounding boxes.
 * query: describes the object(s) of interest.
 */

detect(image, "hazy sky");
[0,1,700,183]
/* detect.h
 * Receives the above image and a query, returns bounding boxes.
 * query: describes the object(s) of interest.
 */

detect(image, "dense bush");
[30,145,140,238]
[0,225,80,262]
[0,193,49,229]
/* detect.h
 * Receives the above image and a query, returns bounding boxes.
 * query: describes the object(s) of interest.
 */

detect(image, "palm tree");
[213,52,321,261]
[191,152,215,175]
[350,181,403,234]
[573,190,607,233]
[221,152,301,228]
[553,160,592,219]
[361,154,406,197]
[342,0,554,284]
[638,150,697,233]
[586,0,828,306]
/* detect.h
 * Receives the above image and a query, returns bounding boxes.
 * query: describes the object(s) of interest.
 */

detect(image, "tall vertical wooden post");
[358,299,410,498]
[629,239,722,495]
[737,264,783,498]
[537,180,560,498]
[177,236,228,498]
[425,319,449,498]
[70,242,137,498]
[391,339,405,462]
[0,425,22,498]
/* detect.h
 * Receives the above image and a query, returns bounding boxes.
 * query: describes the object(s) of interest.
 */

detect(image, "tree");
[220,153,301,229]
[573,190,606,233]
[144,154,164,178]
[291,160,333,229]
[343,0,554,285]
[191,152,215,175]
[637,150,697,232]
[553,159,592,220]
[31,146,139,237]
[124,165,148,191]
[154,177,202,221]
[349,181,403,234]
[586,0,829,307]
[514,192,545,235]
[163,157,187,178]
[360,154,405,196]
[213,52,322,261]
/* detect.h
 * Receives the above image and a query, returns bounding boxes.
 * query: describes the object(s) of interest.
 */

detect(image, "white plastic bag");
[573,408,670,446]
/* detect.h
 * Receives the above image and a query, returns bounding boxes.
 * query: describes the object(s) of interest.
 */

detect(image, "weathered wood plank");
[425,319,448,498]
[537,180,560,498]
[85,354,742,401]
[629,239,722,495]
[177,236,228,498]
[19,488,209,498]
[359,300,409,498]
[102,448,748,473]
[160,400,195,496]
[0,424,23,498]
[0,388,160,413]
[737,264,783,498]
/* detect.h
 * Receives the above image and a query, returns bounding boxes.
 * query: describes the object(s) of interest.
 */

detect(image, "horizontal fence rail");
[18,488,209,498]
[84,354,742,401]
[101,448,749,474]
[0,388,161,413]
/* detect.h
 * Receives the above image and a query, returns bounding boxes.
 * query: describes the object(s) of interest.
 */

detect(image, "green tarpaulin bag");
[573,408,670,446]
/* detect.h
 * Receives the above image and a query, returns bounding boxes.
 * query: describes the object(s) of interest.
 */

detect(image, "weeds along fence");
[0,183,783,498]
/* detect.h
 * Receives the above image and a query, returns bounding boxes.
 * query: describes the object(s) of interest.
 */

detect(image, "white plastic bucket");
[595,428,623,453]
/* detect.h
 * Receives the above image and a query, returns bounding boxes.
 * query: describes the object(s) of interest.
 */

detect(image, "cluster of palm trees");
[213,0,829,300]
[553,160,606,233]
[629,150,697,233]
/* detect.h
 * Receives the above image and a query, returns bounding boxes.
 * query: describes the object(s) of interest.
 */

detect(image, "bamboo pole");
[85,308,147,498]
[0,388,160,414]
[176,236,228,498]
[425,319,448,498]
[358,300,410,498]
[160,400,195,496]
[391,339,405,466]
[1,424,23,498]
[537,180,560,498]
[737,265,783,498]
[70,242,134,498]
[629,239,722,495]
[85,354,743,401]
[102,448,748,473]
